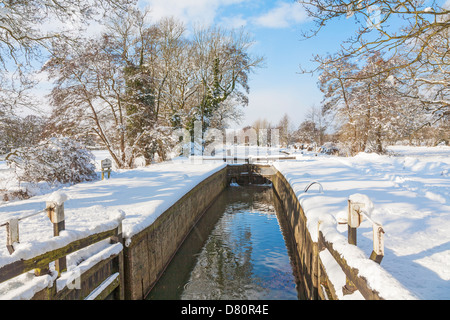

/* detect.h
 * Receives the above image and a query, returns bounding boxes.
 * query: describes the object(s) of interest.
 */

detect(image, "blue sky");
[26,0,365,128]
[138,0,360,129]
[28,0,448,129]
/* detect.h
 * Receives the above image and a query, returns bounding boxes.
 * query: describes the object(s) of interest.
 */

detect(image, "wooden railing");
[0,196,124,300]
[1,209,46,255]
[317,197,385,300]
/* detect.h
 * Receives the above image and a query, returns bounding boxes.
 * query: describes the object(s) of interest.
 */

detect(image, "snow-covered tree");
[185,26,263,134]
[45,9,164,168]
[319,52,423,154]
[0,114,45,153]
[0,0,133,120]
[401,21,450,123]
[298,0,450,124]
[317,54,362,154]
[45,10,262,167]
[6,136,96,186]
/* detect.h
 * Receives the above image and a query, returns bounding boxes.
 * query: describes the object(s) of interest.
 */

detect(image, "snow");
[0,156,226,299]
[273,145,450,300]
[0,146,449,300]
[348,193,374,219]
[0,158,226,252]
[46,191,69,206]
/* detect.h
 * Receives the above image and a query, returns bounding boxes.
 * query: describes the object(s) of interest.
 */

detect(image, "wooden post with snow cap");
[6,218,19,255]
[347,199,365,245]
[343,199,365,295]
[350,193,385,264]
[45,191,68,276]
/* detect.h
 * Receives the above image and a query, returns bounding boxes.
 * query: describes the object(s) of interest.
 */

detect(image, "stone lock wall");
[121,164,329,300]
[271,170,322,300]
[122,167,228,300]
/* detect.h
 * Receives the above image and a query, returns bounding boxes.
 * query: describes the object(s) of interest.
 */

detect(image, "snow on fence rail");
[0,193,124,292]
[0,209,48,255]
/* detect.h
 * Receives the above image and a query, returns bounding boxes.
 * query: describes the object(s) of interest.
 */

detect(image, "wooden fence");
[317,198,385,300]
[0,198,124,300]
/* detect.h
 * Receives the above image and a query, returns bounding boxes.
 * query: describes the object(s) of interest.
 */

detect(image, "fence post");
[46,200,67,276]
[6,218,19,255]
[109,221,125,300]
[317,220,323,299]
[110,221,123,245]
[343,199,364,295]
[370,224,385,264]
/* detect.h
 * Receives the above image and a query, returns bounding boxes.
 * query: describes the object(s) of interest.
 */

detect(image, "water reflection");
[146,186,301,300]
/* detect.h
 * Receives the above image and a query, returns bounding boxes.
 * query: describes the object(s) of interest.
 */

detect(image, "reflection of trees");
[171,186,300,300]
[147,189,229,299]
[226,187,276,216]
[181,209,262,299]
[181,187,276,300]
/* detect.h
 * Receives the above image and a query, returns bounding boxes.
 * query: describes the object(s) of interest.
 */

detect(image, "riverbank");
[0,145,449,299]
[0,160,226,299]
[273,145,450,299]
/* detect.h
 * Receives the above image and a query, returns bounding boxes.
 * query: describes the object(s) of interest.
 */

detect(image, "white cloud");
[252,2,308,28]
[219,15,248,28]
[139,0,247,27]
[444,0,450,9]
[138,1,309,30]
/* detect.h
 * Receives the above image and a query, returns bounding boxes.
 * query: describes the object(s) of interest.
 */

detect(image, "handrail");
[0,209,47,227]
[1,193,124,282]
[317,229,385,300]
[0,191,125,300]
[1,209,49,254]
[304,181,323,193]
[360,209,384,230]
[347,200,385,264]
[359,209,385,264]
[0,226,122,284]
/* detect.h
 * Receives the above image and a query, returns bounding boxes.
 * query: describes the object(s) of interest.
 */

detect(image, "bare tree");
[45,9,263,167]
[276,113,296,147]
[298,0,450,123]
[298,0,449,64]
[252,118,272,146]
[294,106,327,146]
[317,54,362,154]
[306,105,327,146]
[0,0,133,115]
[44,9,148,168]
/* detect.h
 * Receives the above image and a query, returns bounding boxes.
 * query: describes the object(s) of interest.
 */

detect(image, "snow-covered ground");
[0,145,449,299]
[274,145,450,300]
[0,156,226,299]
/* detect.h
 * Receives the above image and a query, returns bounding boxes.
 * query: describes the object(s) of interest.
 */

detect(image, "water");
[146,186,302,300]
